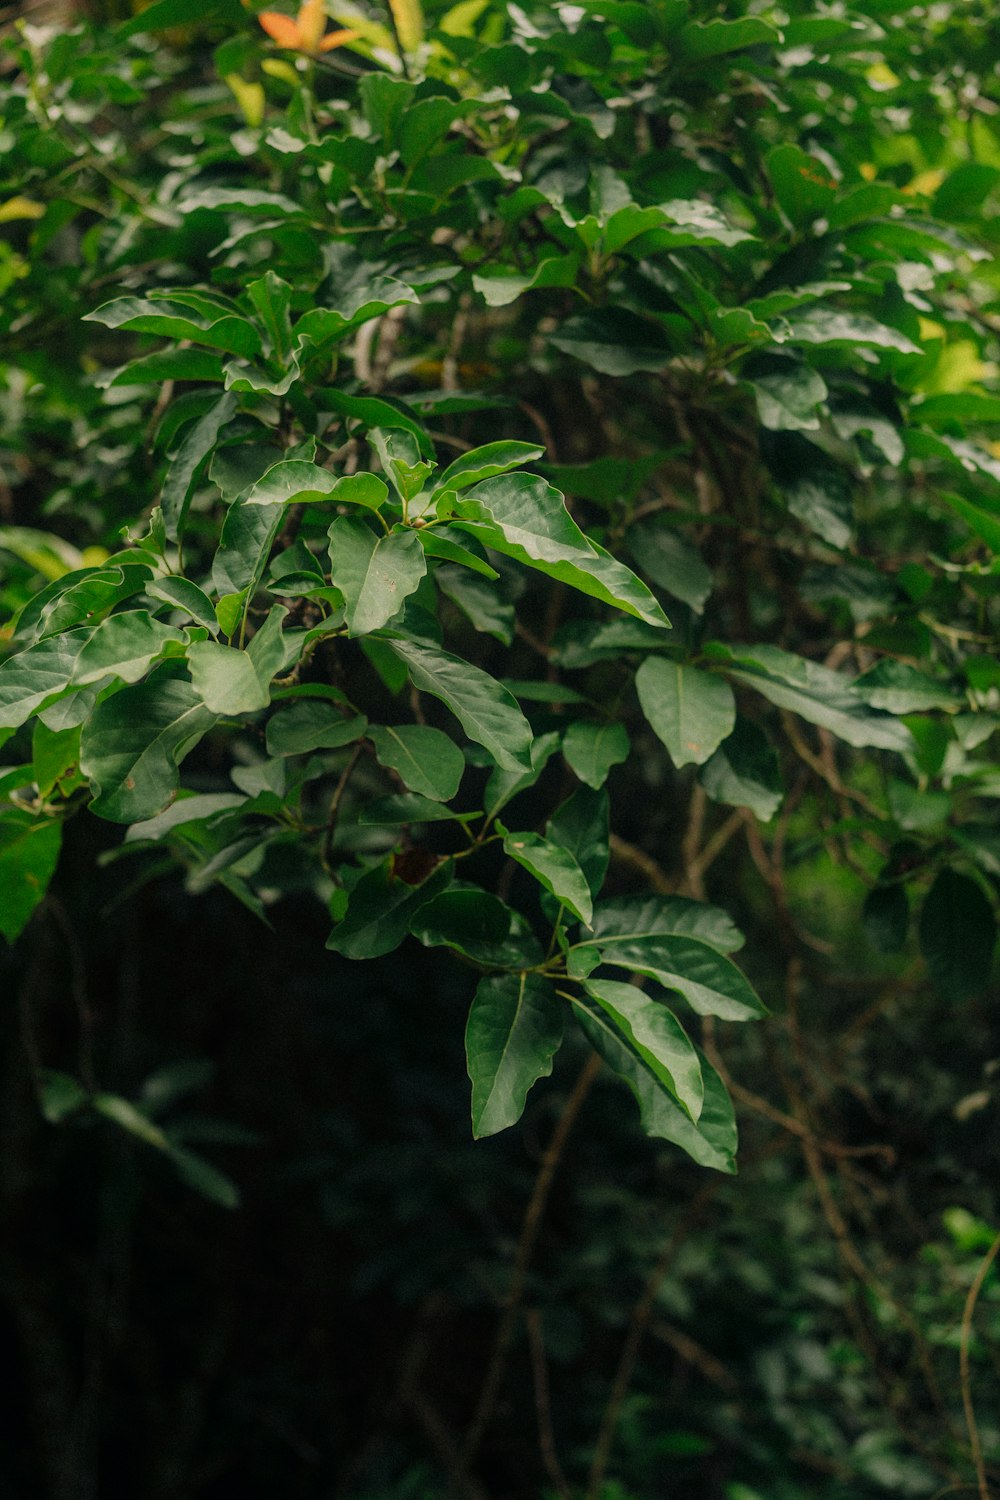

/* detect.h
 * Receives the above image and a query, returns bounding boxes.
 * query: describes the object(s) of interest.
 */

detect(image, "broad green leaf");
[573,999,736,1172]
[247,271,292,362]
[751,360,828,433]
[854,661,955,714]
[83,297,263,359]
[417,529,499,579]
[241,460,383,509]
[326,858,452,959]
[679,15,778,58]
[627,520,711,613]
[485,730,562,821]
[71,611,187,686]
[0,810,61,943]
[500,828,593,925]
[368,724,464,801]
[107,349,227,386]
[80,678,217,822]
[919,869,996,1002]
[473,251,581,308]
[781,310,919,355]
[940,491,1000,552]
[32,564,154,641]
[436,442,545,491]
[562,719,630,788]
[591,894,744,954]
[636,659,735,768]
[318,389,435,459]
[584,977,703,1121]
[597,934,765,1021]
[367,429,434,504]
[265,703,367,756]
[412,887,543,967]
[437,567,514,644]
[0,629,94,729]
[31,719,80,798]
[465,972,563,1137]
[188,606,289,715]
[549,308,677,375]
[384,640,533,773]
[446,474,669,628]
[700,720,783,822]
[545,785,609,900]
[706,643,912,752]
[328,519,426,637]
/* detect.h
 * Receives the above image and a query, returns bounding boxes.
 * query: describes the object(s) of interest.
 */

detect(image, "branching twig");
[960,1230,1000,1500]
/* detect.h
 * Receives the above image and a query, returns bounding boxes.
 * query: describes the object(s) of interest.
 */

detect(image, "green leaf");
[437,567,514,645]
[0,810,61,943]
[436,442,545,491]
[328,520,427,637]
[446,474,669,628]
[31,721,80,798]
[583,977,703,1121]
[854,661,955,715]
[562,719,630,788]
[107,349,227,386]
[92,1094,171,1151]
[473,251,581,308]
[412,887,543,968]
[84,297,263,359]
[147,577,219,634]
[125,793,248,842]
[782,310,919,356]
[0,629,94,729]
[545,785,609,900]
[751,360,828,433]
[767,144,838,228]
[417,528,499,579]
[71,611,187,686]
[596,934,765,1022]
[627,520,711,613]
[266,703,367,756]
[160,394,238,542]
[117,0,242,35]
[368,724,464,801]
[636,659,735,768]
[700,720,783,822]
[591,893,744,954]
[485,730,562,821]
[326,858,452,959]
[188,606,288,715]
[359,793,478,826]
[465,972,563,1137]
[500,828,594,925]
[247,271,292,363]
[679,15,778,58]
[241,460,386,510]
[549,308,677,376]
[37,1069,89,1123]
[706,643,912,752]
[574,1000,736,1172]
[79,678,217,822]
[384,640,533,773]
[919,869,996,1002]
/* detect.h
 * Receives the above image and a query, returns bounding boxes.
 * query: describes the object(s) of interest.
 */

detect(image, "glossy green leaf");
[465,972,563,1137]
[436,567,514,644]
[636,659,735,768]
[584,977,703,1121]
[627,520,712,613]
[384,640,533,773]
[412,887,543,968]
[0,629,95,729]
[436,442,545,491]
[80,678,217,822]
[266,703,367,756]
[679,15,778,58]
[147,577,219,634]
[71,611,187,686]
[446,474,670,628]
[160,394,238,541]
[500,827,593,925]
[328,520,426,637]
[591,894,744,954]
[545,785,609,900]
[597,934,766,1021]
[368,724,464,801]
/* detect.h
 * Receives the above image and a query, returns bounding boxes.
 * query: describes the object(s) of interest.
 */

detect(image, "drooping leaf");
[384,640,533,773]
[562,719,630,788]
[545,785,610,900]
[326,858,452,959]
[596,934,765,1021]
[627,521,712,613]
[79,678,217,823]
[465,972,563,1137]
[583,977,703,1121]
[700,719,783,822]
[445,474,669,628]
[500,827,593,925]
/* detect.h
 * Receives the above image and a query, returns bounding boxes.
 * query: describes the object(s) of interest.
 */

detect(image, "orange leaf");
[317,25,359,50]
[258,11,304,47]
[295,0,325,51]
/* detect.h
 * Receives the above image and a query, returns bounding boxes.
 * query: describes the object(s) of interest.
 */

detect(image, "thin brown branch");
[525,1308,572,1500]
[960,1230,1000,1500]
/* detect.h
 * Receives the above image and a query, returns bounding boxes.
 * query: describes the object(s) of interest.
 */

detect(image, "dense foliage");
[1,0,999,1495]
